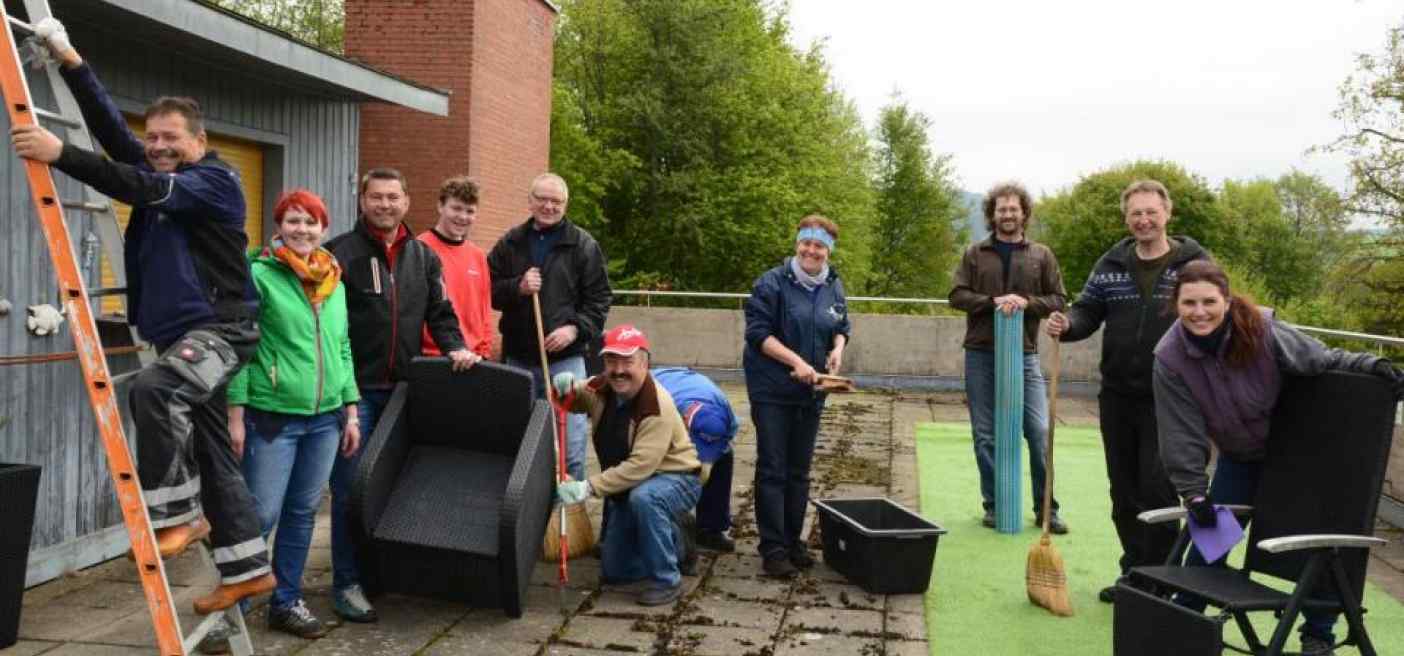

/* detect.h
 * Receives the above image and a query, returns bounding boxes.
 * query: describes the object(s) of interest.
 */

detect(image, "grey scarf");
[790,257,829,291]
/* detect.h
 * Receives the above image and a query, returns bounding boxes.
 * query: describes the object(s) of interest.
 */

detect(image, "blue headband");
[796,226,835,250]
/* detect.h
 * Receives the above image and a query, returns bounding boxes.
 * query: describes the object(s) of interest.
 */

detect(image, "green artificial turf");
[914,421,1404,656]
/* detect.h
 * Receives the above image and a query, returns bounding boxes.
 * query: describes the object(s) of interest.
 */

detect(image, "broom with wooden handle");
[535,293,594,569]
[1027,338,1073,616]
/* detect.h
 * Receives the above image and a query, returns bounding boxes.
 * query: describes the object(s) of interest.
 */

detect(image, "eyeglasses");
[531,193,567,207]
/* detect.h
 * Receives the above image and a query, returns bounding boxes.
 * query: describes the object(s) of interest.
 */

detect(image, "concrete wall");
[604,306,1104,383]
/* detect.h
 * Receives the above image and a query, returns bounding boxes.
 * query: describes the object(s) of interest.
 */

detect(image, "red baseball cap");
[600,324,650,356]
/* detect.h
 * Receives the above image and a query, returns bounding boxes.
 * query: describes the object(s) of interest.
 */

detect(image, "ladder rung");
[34,106,81,129]
[87,286,127,298]
[6,15,33,33]
[62,198,111,213]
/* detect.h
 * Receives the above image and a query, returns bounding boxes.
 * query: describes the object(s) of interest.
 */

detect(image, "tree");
[867,98,964,301]
[1032,160,1227,293]
[209,0,345,52]
[1218,179,1319,304]
[550,0,875,295]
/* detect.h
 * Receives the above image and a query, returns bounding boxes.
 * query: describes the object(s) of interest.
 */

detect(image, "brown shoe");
[193,573,275,615]
[129,517,211,561]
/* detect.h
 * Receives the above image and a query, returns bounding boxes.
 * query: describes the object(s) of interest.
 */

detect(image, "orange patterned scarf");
[269,239,342,307]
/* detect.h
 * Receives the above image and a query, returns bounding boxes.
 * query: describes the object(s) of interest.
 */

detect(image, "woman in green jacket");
[226,189,359,638]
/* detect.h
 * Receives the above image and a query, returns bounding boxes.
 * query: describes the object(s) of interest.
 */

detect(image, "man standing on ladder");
[10,19,274,611]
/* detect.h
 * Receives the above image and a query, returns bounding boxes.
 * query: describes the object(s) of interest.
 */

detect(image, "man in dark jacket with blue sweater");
[1046,179,1210,603]
[12,19,272,613]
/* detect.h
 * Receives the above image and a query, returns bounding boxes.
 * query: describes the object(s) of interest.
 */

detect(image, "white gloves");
[557,479,591,505]
[33,17,72,57]
[26,303,64,336]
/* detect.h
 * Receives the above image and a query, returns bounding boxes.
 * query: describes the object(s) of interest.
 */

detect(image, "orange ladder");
[0,3,251,654]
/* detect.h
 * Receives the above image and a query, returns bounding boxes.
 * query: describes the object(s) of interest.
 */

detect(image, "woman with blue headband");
[742,214,851,578]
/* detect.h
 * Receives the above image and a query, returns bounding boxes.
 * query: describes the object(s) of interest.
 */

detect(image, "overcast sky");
[785,1,1401,200]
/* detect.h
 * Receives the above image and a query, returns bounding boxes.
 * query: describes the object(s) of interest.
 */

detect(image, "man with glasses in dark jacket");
[488,172,612,481]
[1046,179,1210,604]
[324,168,471,623]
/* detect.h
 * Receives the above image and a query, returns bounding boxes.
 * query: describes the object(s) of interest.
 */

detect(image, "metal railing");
[612,289,1404,348]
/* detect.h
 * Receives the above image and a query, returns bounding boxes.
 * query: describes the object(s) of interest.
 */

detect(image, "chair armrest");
[1256,535,1388,553]
[497,399,556,618]
[351,383,412,535]
[1137,505,1254,524]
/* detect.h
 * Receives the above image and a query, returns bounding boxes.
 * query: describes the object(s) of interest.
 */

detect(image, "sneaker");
[195,616,234,655]
[762,554,798,579]
[1036,513,1070,535]
[1300,635,1335,655]
[788,546,816,570]
[637,582,683,606]
[269,599,329,639]
[982,509,996,528]
[1098,585,1116,604]
[696,530,736,553]
[334,584,378,623]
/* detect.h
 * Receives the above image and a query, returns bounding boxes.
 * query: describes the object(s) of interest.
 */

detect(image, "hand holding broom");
[1026,338,1073,617]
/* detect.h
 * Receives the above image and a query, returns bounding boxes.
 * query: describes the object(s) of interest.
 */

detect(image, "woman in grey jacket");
[1152,259,1403,652]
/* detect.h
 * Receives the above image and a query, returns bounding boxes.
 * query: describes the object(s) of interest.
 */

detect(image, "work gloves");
[1185,495,1217,528]
[26,304,63,336]
[33,18,72,59]
[557,479,591,505]
[552,371,576,399]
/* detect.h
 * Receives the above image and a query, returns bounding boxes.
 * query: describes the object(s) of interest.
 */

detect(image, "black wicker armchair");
[348,358,554,617]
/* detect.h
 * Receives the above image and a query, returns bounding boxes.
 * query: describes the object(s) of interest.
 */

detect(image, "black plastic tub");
[0,463,41,649]
[812,497,945,595]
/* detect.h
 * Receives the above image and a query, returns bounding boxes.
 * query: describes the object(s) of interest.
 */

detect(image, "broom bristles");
[1026,537,1074,617]
[542,503,596,562]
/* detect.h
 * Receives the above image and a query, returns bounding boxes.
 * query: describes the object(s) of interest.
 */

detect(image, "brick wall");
[344,0,556,247]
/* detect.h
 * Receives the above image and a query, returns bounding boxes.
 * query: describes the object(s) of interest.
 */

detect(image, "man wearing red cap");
[552,325,703,606]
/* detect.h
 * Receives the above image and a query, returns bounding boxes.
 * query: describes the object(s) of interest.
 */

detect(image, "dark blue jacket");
[53,64,253,349]
[742,259,851,406]
[652,367,739,462]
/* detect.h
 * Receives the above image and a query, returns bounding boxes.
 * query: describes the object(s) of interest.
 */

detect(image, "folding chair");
[1114,371,1396,655]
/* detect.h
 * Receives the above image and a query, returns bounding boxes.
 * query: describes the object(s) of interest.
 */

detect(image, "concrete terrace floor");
[9,384,1404,656]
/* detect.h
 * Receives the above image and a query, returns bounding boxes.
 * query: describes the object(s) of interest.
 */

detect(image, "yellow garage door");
[99,117,264,314]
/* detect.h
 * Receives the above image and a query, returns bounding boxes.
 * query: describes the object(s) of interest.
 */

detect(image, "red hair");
[274,188,329,228]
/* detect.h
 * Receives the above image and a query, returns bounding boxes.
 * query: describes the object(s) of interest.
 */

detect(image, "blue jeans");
[329,389,391,591]
[600,472,702,588]
[752,401,822,558]
[964,349,1058,514]
[1180,457,1337,643]
[507,355,588,481]
[697,450,734,533]
[240,410,341,609]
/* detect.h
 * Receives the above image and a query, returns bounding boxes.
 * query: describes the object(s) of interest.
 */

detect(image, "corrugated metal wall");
[0,19,361,585]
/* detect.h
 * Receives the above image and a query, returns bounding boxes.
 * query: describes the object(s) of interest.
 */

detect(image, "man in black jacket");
[1046,179,1210,603]
[12,18,272,614]
[324,168,471,623]
[488,173,611,481]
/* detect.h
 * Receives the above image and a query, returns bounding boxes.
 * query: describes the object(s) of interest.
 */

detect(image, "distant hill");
[960,190,987,243]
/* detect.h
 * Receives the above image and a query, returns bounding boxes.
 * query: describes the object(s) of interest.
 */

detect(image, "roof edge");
[97,0,450,116]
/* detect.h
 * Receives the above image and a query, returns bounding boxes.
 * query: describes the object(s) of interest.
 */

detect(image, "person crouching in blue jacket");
[652,367,741,552]
[742,215,851,578]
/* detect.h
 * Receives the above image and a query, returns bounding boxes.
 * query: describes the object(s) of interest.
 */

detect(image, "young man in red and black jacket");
[324,168,471,623]
[12,19,272,613]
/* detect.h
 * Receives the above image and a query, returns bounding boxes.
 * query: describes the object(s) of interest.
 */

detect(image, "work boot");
[1098,585,1117,604]
[268,599,329,639]
[762,554,798,579]
[1035,513,1070,535]
[788,546,816,570]
[195,616,234,654]
[982,508,996,528]
[334,583,379,623]
[637,582,682,606]
[131,517,211,561]
[696,529,736,553]
[1300,635,1336,655]
[193,573,275,615]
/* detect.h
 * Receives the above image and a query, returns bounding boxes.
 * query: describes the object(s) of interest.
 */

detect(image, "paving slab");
[696,573,791,603]
[666,625,775,656]
[552,615,657,652]
[32,645,157,656]
[676,597,783,631]
[445,586,587,647]
[885,638,933,656]
[294,594,468,656]
[772,630,882,656]
[17,602,140,642]
[883,610,926,641]
[788,579,882,611]
[3,640,62,656]
[782,605,884,637]
[419,631,546,655]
